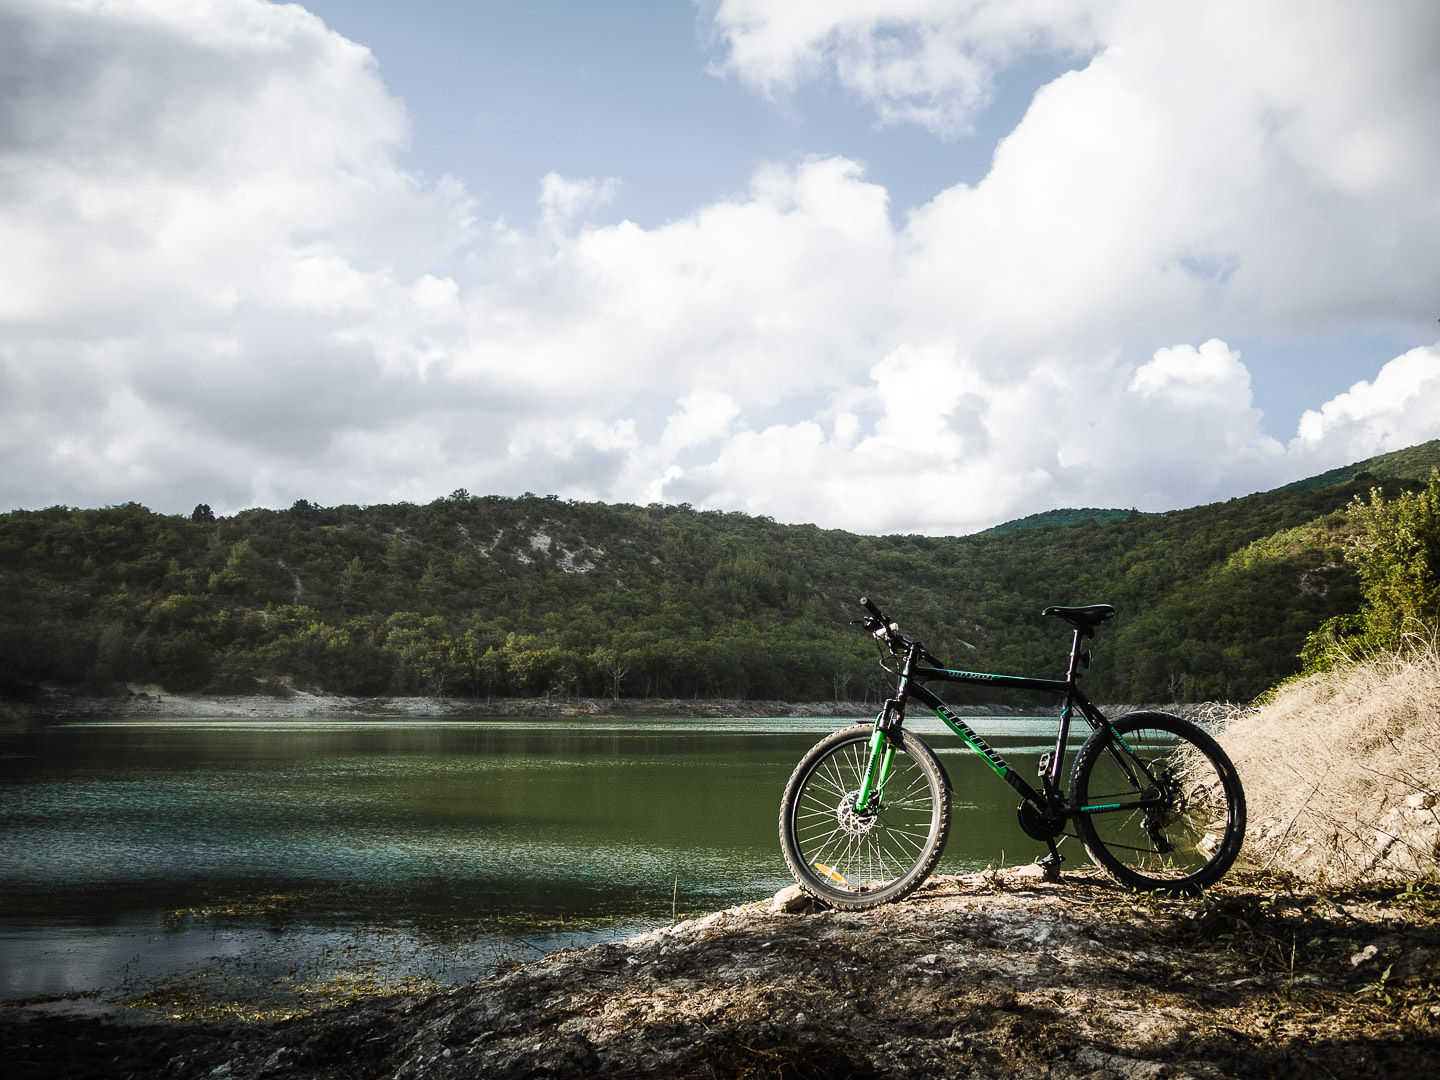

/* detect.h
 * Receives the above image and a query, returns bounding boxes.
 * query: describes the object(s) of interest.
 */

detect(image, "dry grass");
[1217,636,1440,885]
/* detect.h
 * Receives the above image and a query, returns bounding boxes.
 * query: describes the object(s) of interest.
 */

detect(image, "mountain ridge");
[3,440,1438,705]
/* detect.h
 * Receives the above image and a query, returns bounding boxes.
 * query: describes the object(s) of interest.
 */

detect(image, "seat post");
[1065,627,1085,684]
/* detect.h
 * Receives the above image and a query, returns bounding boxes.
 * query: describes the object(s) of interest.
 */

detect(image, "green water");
[0,716,1065,999]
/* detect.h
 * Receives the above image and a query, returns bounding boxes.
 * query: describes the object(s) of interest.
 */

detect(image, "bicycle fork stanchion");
[855,700,901,812]
[855,638,919,814]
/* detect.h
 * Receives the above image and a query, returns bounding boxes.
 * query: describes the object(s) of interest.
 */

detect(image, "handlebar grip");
[860,596,885,622]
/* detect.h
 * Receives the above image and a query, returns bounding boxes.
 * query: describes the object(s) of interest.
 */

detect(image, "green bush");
[1301,468,1440,669]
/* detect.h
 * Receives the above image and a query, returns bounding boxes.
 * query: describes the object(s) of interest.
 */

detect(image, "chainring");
[1017,800,1066,841]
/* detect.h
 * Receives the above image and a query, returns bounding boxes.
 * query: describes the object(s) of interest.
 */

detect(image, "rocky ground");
[5,866,1437,1079]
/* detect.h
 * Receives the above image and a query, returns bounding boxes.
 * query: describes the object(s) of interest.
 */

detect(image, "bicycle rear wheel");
[779,725,950,910]
[1070,711,1245,895]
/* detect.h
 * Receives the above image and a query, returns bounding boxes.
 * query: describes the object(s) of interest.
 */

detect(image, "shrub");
[1302,468,1440,669]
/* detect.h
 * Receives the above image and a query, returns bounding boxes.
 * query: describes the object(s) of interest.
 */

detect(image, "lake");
[0,715,1066,1005]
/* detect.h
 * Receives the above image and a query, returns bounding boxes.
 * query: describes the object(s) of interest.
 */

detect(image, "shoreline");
[10,690,1244,723]
[3,867,1435,1079]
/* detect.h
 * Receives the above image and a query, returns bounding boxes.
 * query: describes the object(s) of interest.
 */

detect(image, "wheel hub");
[837,791,879,836]
[1142,768,1183,851]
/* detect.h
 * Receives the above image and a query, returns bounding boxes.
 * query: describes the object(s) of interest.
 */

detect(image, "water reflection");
[0,715,1069,999]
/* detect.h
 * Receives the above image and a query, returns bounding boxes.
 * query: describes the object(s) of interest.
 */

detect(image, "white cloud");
[1130,340,1257,409]
[455,155,896,405]
[660,390,741,454]
[3,0,1440,533]
[1289,346,1440,473]
[538,173,621,233]
[707,0,1101,135]
[0,0,488,511]
[659,338,1290,533]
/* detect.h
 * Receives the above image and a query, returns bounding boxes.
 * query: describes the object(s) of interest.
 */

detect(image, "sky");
[2,0,1438,535]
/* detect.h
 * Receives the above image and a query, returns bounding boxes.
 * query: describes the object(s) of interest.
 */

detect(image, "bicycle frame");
[857,627,1155,822]
[783,601,1246,903]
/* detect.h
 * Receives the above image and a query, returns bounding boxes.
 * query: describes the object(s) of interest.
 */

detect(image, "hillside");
[3,441,1439,705]
[982,507,1138,533]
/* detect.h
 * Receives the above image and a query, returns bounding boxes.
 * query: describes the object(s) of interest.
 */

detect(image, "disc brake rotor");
[837,791,879,836]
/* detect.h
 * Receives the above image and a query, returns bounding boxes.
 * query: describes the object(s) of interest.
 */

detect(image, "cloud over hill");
[2,0,1438,533]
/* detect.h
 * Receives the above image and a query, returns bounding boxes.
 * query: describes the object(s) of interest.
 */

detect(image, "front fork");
[854,700,900,813]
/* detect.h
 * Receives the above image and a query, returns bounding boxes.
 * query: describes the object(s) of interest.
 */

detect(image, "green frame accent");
[854,724,887,811]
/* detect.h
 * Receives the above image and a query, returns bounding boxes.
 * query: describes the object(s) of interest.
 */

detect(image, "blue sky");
[299,1,1071,230]
[2,0,1438,533]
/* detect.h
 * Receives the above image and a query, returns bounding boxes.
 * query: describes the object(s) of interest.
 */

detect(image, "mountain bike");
[779,597,1245,908]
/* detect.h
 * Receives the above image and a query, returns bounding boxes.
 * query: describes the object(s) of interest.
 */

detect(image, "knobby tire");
[1070,711,1245,895]
[779,725,950,910]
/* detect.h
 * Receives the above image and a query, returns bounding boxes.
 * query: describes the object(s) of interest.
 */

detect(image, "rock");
[1351,944,1379,966]
[770,884,819,914]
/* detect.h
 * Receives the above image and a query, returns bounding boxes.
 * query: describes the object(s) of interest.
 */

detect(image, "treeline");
[2,441,1438,704]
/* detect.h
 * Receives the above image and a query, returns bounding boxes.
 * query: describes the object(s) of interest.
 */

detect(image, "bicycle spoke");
[1072,714,1245,894]
[780,727,949,905]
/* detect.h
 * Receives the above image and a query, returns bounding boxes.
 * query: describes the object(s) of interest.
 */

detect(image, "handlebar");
[857,596,943,667]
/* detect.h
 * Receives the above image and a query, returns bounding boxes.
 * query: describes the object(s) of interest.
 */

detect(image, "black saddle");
[1041,604,1115,635]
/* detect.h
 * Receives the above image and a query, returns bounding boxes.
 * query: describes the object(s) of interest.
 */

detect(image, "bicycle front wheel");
[779,725,950,910]
[1070,711,1245,895]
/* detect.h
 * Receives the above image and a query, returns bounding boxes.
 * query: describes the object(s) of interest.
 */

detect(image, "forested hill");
[982,507,1136,534]
[4,440,1439,706]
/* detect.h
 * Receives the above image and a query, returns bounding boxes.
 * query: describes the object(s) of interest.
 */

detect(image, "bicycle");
[779,597,1246,908]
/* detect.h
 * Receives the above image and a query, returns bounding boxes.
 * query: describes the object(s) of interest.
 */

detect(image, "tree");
[208,539,290,604]
[191,504,214,522]
[455,626,507,699]
[1349,468,1440,645]
[589,645,629,701]
[381,614,453,696]
[1302,469,1440,667]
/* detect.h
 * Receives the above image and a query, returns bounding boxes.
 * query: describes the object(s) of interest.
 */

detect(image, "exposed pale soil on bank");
[18,689,877,721]
[5,867,1437,1080]
[15,689,1232,723]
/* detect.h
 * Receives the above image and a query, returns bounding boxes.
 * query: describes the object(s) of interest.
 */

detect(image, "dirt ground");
[4,866,1438,1080]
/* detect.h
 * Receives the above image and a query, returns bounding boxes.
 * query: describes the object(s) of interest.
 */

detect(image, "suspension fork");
[855,643,918,812]
[855,719,897,813]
